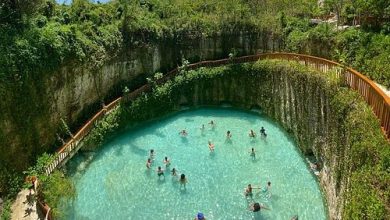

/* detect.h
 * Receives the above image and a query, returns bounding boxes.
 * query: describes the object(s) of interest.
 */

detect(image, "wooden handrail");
[45,52,390,177]
[40,52,389,220]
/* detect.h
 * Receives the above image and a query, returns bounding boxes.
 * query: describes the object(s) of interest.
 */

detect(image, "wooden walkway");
[44,53,390,176]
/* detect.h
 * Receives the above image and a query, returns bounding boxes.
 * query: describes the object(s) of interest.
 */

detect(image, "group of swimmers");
[244,182,272,213]
[249,126,267,138]
[146,149,188,188]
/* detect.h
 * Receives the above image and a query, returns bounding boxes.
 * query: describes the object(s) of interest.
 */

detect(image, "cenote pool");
[64,108,327,220]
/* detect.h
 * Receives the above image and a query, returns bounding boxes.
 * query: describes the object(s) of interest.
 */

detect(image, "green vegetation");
[83,59,389,218]
[0,0,389,217]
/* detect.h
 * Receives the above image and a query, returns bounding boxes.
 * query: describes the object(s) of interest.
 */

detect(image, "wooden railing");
[44,53,390,176]
[40,52,390,220]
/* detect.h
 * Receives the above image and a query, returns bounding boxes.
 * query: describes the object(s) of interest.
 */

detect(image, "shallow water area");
[64,108,327,220]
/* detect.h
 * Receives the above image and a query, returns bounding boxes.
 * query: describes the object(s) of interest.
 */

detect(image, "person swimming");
[163,156,171,167]
[179,129,188,136]
[194,212,206,220]
[171,168,177,176]
[146,158,152,169]
[260,127,267,138]
[250,148,256,159]
[180,174,187,188]
[208,140,215,152]
[209,120,215,126]
[248,202,270,212]
[156,166,164,178]
[149,149,155,159]
[244,184,253,197]
[249,129,256,138]
[226,130,232,139]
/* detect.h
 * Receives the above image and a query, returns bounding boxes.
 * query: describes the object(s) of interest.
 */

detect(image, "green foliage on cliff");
[84,60,389,218]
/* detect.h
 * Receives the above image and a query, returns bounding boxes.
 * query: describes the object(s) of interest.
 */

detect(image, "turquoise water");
[65,108,327,220]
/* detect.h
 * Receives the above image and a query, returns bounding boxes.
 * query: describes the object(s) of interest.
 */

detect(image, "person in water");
[194,212,206,220]
[260,127,265,135]
[180,129,188,136]
[209,120,215,126]
[244,184,253,197]
[180,174,187,188]
[208,140,215,152]
[146,158,152,169]
[248,202,270,212]
[156,166,164,178]
[171,168,177,176]
[262,181,271,192]
[226,130,232,139]
[250,148,256,159]
[249,129,256,138]
[163,156,171,167]
[149,149,155,159]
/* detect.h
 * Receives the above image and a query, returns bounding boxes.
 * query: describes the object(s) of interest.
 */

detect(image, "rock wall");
[168,64,347,219]
[0,32,279,174]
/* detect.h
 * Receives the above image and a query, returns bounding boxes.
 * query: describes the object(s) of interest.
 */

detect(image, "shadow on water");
[185,118,194,122]
[145,169,152,178]
[157,176,166,184]
[225,139,233,144]
[179,187,188,195]
[180,136,189,144]
[129,144,147,156]
[154,131,166,138]
[253,212,266,220]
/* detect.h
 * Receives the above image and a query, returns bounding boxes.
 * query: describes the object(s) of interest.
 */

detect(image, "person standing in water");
[149,149,155,160]
[226,130,232,139]
[163,156,171,167]
[260,127,267,138]
[179,129,188,136]
[249,129,256,138]
[248,202,270,212]
[156,166,164,179]
[146,158,152,169]
[208,140,215,152]
[171,168,178,176]
[250,148,256,159]
[180,173,187,189]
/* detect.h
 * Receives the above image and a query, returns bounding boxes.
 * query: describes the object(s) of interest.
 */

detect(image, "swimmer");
[262,181,272,197]
[156,166,164,178]
[248,202,270,212]
[201,124,205,130]
[208,120,215,126]
[149,149,155,159]
[260,127,265,135]
[291,215,298,220]
[244,184,253,197]
[208,140,215,152]
[250,148,256,159]
[146,158,152,169]
[179,129,188,136]
[180,173,187,188]
[194,212,206,220]
[226,130,232,139]
[249,129,256,138]
[171,168,177,176]
[262,181,271,192]
[163,156,171,167]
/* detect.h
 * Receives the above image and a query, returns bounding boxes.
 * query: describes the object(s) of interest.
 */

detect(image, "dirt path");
[11,189,42,220]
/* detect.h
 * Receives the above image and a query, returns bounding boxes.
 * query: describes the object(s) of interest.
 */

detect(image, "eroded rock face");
[0,32,277,175]
[171,72,347,219]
